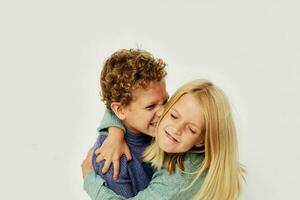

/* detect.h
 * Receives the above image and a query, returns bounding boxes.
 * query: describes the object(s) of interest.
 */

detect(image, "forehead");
[172,93,203,126]
[131,80,168,105]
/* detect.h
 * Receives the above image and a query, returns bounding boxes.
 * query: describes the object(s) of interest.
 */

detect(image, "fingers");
[96,155,120,180]
[87,148,94,159]
[112,159,120,180]
[95,146,102,155]
[96,152,105,164]
[83,148,94,163]
[101,159,112,174]
[95,146,113,175]
[81,148,94,178]
[124,147,132,161]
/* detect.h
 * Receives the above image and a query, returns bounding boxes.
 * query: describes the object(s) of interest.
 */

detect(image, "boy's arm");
[96,109,132,180]
[97,109,126,133]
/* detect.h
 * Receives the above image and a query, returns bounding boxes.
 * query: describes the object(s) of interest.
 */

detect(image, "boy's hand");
[81,148,94,178]
[95,127,132,180]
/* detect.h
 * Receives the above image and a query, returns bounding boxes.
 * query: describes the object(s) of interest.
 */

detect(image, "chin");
[146,127,156,137]
[144,132,154,137]
[158,142,174,153]
[163,148,176,153]
[148,132,155,137]
[159,146,169,153]
[148,129,156,137]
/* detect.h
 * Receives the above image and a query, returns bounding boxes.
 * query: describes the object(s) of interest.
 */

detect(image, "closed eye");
[189,127,196,134]
[171,113,178,119]
[145,105,155,110]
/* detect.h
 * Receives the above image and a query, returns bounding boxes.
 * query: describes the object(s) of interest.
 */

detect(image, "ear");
[110,102,126,120]
[195,135,204,148]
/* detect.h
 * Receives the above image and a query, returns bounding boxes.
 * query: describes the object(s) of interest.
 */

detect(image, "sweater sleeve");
[97,109,125,134]
[84,154,205,200]
[84,169,185,200]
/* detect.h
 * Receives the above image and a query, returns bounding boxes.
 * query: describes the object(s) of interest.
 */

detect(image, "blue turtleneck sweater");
[92,128,154,198]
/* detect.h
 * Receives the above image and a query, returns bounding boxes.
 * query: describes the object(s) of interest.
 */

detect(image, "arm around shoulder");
[97,109,125,133]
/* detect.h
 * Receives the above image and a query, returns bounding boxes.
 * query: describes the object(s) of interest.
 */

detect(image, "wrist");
[108,127,125,140]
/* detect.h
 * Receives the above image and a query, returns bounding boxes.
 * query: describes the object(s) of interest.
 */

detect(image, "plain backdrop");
[1,0,299,199]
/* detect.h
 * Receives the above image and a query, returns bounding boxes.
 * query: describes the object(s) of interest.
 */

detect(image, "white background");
[1,0,299,199]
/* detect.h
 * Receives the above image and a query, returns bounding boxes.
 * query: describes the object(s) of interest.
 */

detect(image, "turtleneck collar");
[125,129,152,147]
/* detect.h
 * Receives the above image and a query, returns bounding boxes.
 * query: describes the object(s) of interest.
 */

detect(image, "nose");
[156,105,164,117]
[172,122,183,136]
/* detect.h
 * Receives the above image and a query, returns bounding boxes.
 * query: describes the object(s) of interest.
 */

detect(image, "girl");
[82,79,245,200]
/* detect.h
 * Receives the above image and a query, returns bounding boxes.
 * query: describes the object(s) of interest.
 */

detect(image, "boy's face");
[122,79,168,137]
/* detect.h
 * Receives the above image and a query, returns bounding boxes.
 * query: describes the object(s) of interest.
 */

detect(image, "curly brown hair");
[100,49,167,109]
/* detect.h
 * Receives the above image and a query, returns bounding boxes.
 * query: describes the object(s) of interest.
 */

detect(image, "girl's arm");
[97,109,126,133]
[83,153,205,200]
[84,169,185,200]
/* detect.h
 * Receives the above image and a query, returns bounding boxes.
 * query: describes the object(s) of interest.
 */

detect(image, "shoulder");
[183,153,204,172]
[172,153,205,199]
[93,131,108,148]
[151,153,204,181]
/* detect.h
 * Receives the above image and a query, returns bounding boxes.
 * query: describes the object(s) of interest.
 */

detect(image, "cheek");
[184,136,200,147]
[140,113,154,125]
[146,111,156,121]
[157,130,167,149]
[156,124,164,137]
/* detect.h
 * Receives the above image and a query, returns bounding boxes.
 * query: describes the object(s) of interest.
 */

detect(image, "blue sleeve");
[92,134,134,198]
[97,109,126,134]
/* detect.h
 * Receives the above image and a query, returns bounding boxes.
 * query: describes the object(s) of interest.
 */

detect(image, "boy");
[92,49,169,198]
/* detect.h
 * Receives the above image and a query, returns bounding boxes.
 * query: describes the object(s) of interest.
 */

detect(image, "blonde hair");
[143,79,245,200]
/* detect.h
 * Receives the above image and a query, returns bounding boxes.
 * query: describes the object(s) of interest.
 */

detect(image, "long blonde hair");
[143,79,245,200]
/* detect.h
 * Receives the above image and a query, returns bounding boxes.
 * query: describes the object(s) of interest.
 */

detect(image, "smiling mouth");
[165,130,179,143]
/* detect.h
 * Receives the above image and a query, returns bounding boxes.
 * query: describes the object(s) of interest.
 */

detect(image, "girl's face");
[157,93,204,153]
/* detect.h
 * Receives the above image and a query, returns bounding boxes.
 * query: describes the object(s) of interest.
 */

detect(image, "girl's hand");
[95,127,132,180]
[81,148,94,178]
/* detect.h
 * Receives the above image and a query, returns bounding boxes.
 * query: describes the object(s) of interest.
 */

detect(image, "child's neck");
[122,121,142,135]
[125,127,142,135]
